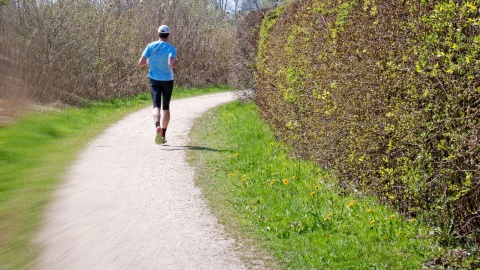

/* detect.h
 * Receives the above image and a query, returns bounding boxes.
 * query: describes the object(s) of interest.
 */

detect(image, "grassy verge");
[189,101,441,269]
[0,85,229,270]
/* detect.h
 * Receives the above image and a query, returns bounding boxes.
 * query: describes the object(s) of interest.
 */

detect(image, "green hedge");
[256,0,480,251]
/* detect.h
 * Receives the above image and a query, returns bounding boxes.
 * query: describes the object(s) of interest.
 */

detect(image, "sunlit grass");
[189,101,440,269]
[0,86,229,269]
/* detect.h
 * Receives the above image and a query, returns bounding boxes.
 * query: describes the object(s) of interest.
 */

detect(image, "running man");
[138,25,178,144]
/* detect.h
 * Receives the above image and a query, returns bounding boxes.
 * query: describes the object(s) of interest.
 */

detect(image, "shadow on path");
[159,144,228,153]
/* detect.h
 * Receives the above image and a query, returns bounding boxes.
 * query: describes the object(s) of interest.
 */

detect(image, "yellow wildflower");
[317,168,322,173]
[390,214,396,219]
[282,179,289,186]
[314,185,319,189]
[367,209,373,213]
[370,219,376,225]
[291,175,296,179]
[310,191,316,196]
[234,153,239,157]
[241,179,246,183]
[269,180,275,186]
[230,173,236,177]
[348,200,355,207]
[324,217,330,221]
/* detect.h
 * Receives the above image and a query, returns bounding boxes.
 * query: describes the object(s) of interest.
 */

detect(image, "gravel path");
[35,92,248,270]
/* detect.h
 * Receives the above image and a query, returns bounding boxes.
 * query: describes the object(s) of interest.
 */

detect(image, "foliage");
[0,0,234,106]
[230,8,270,94]
[255,0,480,263]
[242,0,284,11]
[190,101,439,269]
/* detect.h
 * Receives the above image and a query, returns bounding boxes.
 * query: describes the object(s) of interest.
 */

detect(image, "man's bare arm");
[168,57,178,69]
[138,56,148,67]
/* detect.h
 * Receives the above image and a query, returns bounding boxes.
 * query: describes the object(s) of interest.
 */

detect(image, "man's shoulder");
[148,40,162,46]
[165,42,176,49]
[149,41,175,48]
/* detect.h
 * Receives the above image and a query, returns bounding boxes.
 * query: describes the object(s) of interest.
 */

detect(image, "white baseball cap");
[158,25,170,34]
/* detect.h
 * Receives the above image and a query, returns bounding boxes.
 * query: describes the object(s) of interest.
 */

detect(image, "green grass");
[189,101,441,269]
[0,85,229,270]
[173,84,231,98]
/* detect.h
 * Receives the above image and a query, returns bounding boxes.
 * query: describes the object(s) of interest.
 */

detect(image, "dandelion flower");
[282,179,289,186]
[317,169,322,173]
[327,213,333,217]
[234,153,239,157]
[291,175,296,179]
[241,179,246,183]
[269,180,275,186]
[370,219,376,225]
[367,209,373,213]
[324,217,330,221]
[314,185,319,189]
[348,200,355,207]
[390,214,396,219]
[383,217,388,221]
[230,173,236,177]
[310,191,316,196]
[355,214,360,218]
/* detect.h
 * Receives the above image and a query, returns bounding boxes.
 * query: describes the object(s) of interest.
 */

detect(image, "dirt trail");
[35,92,248,270]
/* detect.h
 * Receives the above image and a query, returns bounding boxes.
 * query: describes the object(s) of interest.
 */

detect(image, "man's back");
[143,41,176,81]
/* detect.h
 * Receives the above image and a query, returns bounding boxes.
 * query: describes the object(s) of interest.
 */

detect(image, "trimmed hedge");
[256,0,480,252]
[231,8,270,91]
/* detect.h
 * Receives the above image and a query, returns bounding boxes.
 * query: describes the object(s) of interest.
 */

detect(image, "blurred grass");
[0,85,229,270]
[188,101,441,269]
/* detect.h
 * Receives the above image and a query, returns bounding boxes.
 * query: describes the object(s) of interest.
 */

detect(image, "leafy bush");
[255,0,480,259]
[230,8,270,94]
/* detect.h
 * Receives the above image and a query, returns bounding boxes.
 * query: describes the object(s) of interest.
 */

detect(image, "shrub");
[0,0,235,106]
[230,8,270,94]
[255,0,480,257]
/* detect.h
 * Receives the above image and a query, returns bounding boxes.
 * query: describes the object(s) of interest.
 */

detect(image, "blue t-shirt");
[141,41,176,81]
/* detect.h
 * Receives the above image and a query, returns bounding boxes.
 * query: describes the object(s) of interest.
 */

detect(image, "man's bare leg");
[153,107,163,144]
[160,110,170,143]
[153,107,161,123]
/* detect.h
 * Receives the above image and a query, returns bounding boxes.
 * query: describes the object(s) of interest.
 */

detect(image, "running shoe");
[155,127,163,145]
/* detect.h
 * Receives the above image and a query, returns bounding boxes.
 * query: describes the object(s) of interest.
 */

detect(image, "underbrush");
[189,101,442,269]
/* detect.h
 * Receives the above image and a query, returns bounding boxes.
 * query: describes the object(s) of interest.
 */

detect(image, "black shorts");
[149,79,173,110]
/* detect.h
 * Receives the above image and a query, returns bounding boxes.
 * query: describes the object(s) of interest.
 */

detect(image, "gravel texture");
[35,92,248,270]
